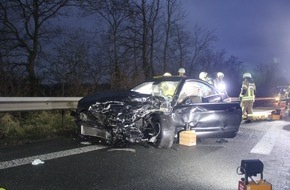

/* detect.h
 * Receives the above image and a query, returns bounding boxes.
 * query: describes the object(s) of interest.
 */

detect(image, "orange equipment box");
[270,114,280,120]
[238,180,272,190]
[179,130,196,146]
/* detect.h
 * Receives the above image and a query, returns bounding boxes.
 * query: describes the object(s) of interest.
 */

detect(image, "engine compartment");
[77,96,171,146]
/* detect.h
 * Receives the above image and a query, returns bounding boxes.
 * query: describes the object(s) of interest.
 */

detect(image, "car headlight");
[80,112,88,121]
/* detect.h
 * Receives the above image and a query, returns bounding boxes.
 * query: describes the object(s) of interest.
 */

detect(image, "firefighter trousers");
[241,100,254,120]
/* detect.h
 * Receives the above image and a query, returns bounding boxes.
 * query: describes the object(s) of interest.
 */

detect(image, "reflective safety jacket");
[239,79,256,101]
[160,82,175,97]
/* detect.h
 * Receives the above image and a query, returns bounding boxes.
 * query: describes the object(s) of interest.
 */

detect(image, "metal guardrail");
[0,97,277,112]
[0,97,82,112]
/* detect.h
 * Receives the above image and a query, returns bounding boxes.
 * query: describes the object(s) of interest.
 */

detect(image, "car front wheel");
[152,115,175,149]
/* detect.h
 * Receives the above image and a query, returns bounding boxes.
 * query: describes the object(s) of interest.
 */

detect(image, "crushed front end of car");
[73,95,175,148]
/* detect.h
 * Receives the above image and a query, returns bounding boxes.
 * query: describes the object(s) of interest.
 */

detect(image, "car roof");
[147,76,198,82]
[132,76,217,92]
[139,76,214,88]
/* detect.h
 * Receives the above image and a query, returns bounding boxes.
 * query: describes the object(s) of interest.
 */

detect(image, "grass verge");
[0,111,77,147]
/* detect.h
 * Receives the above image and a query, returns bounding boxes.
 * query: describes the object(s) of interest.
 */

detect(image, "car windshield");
[131,82,154,94]
[152,81,179,97]
[131,80,180,98]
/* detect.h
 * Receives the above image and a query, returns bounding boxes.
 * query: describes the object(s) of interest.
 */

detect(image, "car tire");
[153,115,175,149]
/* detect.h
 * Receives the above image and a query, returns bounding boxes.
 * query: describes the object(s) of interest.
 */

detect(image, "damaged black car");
[72,76,242,149]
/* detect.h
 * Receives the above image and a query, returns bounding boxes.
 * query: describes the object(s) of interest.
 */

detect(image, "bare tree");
[125,3,142,82]
[43,30,107,96]
[79,0,131,89]
[162,0,176,72]
[188,25,217,76]
[0,0,68,96]
[166,22,192,75]
[140,0,150,78]
[130,0,161,79]
[196,48,244,95]
[254,61,288,96]
[148,0,160,77]
[157,0,191,75]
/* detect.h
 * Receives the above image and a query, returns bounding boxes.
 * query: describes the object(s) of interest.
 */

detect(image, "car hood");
[77,90,153,110]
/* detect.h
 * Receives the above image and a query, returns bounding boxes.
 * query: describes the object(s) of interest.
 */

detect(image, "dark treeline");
[0,0,287,97]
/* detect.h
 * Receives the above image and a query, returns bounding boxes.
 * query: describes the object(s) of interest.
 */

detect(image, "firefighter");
[178,68,186,76]
[214,72,226,92]
[159,81,176,98]
[199,71,213,85]
[239,73,256,123]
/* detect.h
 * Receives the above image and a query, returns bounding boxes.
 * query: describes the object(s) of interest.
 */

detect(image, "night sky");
[182,0,290,81]
[67,0,290,81]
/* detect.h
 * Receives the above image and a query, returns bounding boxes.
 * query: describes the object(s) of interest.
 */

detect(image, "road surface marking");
[250,126,280,155]
[0,145,106,170]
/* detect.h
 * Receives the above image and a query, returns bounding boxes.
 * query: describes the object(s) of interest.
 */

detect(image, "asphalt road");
[1,114,290,190]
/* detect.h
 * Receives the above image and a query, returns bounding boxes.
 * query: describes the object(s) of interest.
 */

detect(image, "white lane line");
[250,126,280,155]
[0,145,106,170]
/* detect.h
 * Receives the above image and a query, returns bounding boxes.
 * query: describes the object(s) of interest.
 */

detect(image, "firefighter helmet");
[199,72,208,81]
[243,73,252,78]
[217,72,224,78]
[178,68,185,74]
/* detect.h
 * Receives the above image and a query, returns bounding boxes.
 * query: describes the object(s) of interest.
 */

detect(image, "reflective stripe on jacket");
[240,79,256,101]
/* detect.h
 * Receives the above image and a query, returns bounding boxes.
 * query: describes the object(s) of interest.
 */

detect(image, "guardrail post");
[61,110,64,126]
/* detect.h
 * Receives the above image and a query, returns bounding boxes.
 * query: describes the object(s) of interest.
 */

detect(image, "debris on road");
[32,159,44,165]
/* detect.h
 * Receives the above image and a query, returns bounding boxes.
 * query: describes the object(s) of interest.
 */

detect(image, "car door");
[173,80,242,138]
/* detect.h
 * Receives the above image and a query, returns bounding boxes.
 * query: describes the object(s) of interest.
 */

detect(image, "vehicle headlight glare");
[218,83,226,91]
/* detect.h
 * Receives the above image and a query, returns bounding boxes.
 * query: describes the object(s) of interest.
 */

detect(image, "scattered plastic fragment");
[32,159,45,165]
